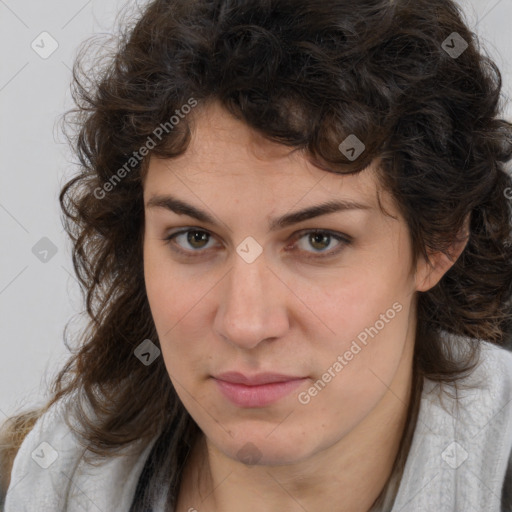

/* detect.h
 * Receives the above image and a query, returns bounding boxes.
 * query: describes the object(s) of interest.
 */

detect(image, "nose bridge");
[214,249,289,348]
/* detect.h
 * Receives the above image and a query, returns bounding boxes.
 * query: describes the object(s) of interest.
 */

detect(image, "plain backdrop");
[1,0,511,420]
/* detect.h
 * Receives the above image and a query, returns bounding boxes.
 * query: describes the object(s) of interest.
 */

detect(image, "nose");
[213,250,290,350]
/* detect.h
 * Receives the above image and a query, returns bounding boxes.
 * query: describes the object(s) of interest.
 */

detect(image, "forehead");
[143,101,396,217]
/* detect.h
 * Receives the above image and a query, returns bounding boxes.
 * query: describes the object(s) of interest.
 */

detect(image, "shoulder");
[419,339,512,425]
[392,339,512,511]
[435,339,512,431]
[478,343,512,511]
[432,338,512,405]
[3,397,85,510]
[442,340,512,511]
[467,340,512,398]
[478,340,512,370]
[484,344,512,511]
[3,395,159,512]
[0,406,47,509]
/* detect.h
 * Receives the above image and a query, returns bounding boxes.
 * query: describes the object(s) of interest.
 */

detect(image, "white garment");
[4,339,512,512]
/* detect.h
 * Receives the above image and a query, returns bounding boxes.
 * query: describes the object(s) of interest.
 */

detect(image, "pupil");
[311,233,328,250]
[189,231,207,247]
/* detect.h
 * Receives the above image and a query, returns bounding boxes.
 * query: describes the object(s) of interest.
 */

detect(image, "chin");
[213,430,315,467]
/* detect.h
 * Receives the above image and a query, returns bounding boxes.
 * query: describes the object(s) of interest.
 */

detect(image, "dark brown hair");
[2,0,512,510]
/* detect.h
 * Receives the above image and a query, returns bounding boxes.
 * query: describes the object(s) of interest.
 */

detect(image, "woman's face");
[143,101,436,466]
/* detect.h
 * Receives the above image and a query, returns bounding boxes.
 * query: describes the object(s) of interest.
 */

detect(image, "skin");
[142,100,468,512]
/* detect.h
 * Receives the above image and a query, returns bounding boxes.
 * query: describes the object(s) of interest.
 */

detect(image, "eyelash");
[161,228,352,260]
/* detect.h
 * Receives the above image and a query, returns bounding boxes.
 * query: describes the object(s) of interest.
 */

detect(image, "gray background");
[1,0,511,419]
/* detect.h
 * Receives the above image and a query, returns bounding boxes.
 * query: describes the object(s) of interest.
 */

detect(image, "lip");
[214,371,306,385]
[212,372,308,407]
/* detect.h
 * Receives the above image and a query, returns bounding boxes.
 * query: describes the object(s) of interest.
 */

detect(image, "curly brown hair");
[2,0,512,510]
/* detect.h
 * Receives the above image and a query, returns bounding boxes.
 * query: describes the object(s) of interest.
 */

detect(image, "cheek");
[305,295,410,433]
[312,267,408,342]
[144,240,206,330]
[306,263,412,396]
[143,242,217,379]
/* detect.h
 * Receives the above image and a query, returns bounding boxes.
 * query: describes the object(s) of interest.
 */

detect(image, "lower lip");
[213,377,308,407]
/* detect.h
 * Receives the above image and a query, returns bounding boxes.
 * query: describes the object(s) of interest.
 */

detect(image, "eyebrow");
[145,194,372,231]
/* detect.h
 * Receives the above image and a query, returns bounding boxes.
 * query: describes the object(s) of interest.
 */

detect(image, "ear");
[415,213,471,292]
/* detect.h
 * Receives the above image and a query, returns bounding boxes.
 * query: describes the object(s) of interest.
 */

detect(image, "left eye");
[163,228,351,259]
[292,230,348,255]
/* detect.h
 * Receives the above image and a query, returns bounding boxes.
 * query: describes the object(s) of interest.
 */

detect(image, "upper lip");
[213,371,307,386]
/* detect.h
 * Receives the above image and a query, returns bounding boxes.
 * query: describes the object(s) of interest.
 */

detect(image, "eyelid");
[286,229,352,259]
[162,226,352,259]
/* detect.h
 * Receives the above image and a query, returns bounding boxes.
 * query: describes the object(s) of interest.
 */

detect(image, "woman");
[1,0,512,510]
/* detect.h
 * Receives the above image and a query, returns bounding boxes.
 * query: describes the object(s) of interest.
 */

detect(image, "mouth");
[212,372,309,407]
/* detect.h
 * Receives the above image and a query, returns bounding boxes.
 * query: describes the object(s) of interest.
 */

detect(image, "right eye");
[162,228,218,257]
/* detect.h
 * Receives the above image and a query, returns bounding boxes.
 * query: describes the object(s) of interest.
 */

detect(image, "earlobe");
[414,213,471,293]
